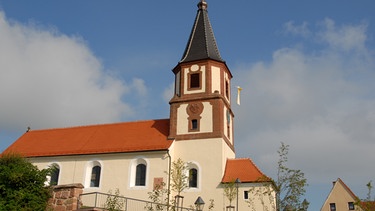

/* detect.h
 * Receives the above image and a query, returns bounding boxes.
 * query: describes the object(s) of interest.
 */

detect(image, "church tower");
[169,0,235,152]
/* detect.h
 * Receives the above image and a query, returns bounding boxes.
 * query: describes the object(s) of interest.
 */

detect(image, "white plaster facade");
[28,142,276,211]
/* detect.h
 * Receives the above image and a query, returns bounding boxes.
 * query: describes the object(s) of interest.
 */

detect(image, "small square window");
[190,73,200,88]
[348,202,355,210]
[244,191,249,199]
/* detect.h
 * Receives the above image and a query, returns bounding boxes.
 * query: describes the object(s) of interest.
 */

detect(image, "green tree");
[146,182,168,211]
[207,199,215,211]
[170,158,188,196]
[247,176,277,211]
[0,153,52,211]
[104,189,124,211]
[276,142,308,211]
[169,158,189,210]
[365,181,373,201]
[356,181,375,211]
[223,180,237,207]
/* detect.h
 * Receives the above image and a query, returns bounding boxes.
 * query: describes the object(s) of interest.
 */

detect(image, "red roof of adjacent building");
[361,201,375,210]
[221,158,272,183]
[3,119,172,157]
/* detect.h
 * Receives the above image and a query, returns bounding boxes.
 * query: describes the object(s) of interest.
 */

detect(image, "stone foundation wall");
[48,183,84,211]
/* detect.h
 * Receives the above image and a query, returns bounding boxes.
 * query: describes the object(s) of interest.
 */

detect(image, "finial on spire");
[198,0,208,10]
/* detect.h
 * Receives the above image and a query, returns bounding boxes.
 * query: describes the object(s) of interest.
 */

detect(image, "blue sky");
[1,1,375,210]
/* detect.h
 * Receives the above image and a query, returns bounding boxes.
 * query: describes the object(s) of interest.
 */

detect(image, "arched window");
[84,160,102,188]
[90,165,101,187]
[130,157,148,188]
[50,165,60,185]
[46,163,60,186]
[135,164,146,186]
[186,161,200,190]
[189,168,198,188]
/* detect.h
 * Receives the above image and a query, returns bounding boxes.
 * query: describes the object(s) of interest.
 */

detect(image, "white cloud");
[163,82,174,103]
[234,19,375,187]
[283,21,311,37]
[318,18,368,52]
[130,78,148,97]
[0,11,135,131]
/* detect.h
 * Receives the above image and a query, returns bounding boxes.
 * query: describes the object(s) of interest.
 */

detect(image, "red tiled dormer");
[222,158,272,183]
[3,119,172,157]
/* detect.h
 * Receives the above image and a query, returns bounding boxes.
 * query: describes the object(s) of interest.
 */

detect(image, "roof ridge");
[228,157,249,160]
[26,118,169,133]
[4,118,171,157]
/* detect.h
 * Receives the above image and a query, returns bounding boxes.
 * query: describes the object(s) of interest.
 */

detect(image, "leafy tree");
[365,181,373,201]
[146,182,169,211]
[170,158,188,209]
[207,199,215,211]
[247,176,277,211]
[104,189,124,211]
[170,158,188,196]
[0,153,52,211]
[223,180,237,207]
[356,181,375,211]
[276,142,308,211]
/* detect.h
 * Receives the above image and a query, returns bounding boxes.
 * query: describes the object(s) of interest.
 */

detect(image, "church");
[3,1,276,210]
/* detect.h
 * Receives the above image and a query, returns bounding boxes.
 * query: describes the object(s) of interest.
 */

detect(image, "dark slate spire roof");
[180,0,224,63]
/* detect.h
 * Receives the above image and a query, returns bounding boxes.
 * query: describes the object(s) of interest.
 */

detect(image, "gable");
[321,178,359,211]
[3,119,172,157]
[329,178,358,200]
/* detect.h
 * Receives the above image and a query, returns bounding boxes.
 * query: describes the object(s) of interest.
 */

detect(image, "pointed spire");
[180,0,224,63]
[197,0,208,10]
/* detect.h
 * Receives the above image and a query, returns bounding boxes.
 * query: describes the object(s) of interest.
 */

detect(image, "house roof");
[361,201,375,210]
[179,0,224,63]
[322,178,375,210]
[321,178,359,210]
[334,178,358,199]
[222,158,272,183]
[3,119,172,157]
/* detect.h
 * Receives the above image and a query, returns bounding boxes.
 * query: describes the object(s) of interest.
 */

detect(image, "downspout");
[167,150,172,211]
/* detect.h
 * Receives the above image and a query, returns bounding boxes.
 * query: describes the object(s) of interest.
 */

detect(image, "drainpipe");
[167,150,172,211]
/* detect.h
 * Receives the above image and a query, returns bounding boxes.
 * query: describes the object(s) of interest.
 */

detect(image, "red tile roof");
[3,119,172,157]
[222,158,272,183]
[361,201,375,210]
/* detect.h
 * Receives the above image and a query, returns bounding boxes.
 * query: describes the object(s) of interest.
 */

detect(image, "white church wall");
[238,182,277,211]
[172,138,228,210]
[29,151,170,201]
